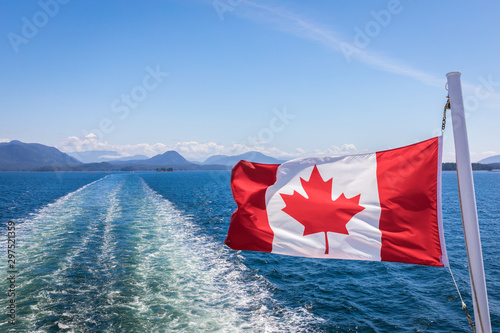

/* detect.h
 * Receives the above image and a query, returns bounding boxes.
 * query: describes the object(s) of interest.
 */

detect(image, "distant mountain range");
[67,150,148,163]
[0,140,81,171]
[478,155,500,164]
[122,151,191,166]
[0,140,286,171]
[203,151,286,166]
[2,140,499,172]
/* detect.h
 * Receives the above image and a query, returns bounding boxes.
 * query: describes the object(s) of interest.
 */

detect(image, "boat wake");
[1,174,319,332]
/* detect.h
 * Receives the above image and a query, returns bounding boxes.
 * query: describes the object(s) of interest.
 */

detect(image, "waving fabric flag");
[225,136,448,267]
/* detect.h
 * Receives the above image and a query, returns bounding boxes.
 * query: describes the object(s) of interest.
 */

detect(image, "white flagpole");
[446,71,491,333]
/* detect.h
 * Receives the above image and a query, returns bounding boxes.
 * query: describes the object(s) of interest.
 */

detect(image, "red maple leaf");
[280,165,365,254]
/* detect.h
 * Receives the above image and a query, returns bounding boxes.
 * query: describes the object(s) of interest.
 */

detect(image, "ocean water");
[0,171,498,332]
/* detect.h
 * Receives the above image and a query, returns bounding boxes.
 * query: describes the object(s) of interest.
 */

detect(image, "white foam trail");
[1,174,321,332]
[134,178,322,332]
[45,179,126,332]
[6,175,123,332]
[0,176,108,252]
[0,176,111,332]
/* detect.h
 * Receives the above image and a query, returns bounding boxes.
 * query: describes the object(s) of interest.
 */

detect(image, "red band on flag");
[225,161,279,252]
[377,137,444,266]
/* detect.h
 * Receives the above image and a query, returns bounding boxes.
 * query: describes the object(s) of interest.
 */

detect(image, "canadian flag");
[225,137,448,267]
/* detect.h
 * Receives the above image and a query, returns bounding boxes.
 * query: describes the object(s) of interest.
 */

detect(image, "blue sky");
[1,0,499,162]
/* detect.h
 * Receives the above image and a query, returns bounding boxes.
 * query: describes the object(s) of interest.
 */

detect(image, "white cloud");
[0,138,10,143]
[57,134,357,161]
[59,134,107,152]
[56,134,280,160]
[172,142,301,161]
[308,143,358,157]
[58,134,168,158]
[170,141,226,160]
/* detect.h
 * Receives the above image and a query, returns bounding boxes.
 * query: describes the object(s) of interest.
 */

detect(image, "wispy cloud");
[239,1,443,87]
[236,0,500,105]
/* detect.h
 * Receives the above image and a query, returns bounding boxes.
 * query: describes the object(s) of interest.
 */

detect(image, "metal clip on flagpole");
[446,72,491,333]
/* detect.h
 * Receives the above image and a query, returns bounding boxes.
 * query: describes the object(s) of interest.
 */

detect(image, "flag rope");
[442,96,451,134]
[448,266,476,332]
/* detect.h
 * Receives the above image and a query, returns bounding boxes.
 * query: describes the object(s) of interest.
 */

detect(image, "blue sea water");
[0,171,498,332]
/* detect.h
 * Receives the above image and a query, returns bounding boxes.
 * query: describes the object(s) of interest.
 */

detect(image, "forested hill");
[442,163,500,171]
